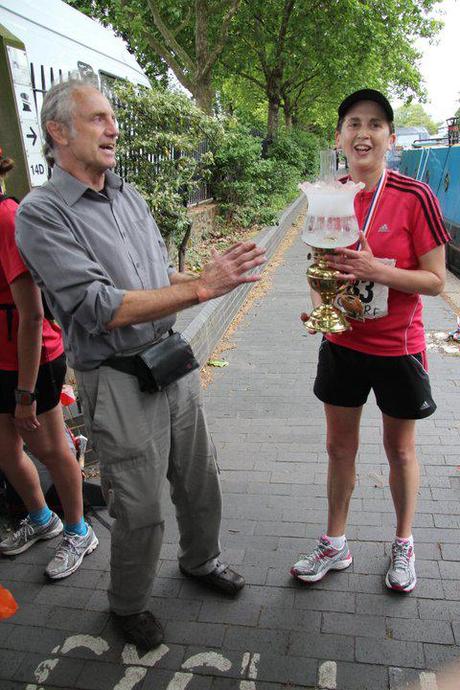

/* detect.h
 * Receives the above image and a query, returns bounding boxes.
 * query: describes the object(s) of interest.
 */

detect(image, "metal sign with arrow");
[8,45,48,187]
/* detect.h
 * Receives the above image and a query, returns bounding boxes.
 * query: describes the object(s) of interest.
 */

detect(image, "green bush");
[114,82,221,248]
[211,121,278,227]
[212,122,323,227]
[113,84,323,248]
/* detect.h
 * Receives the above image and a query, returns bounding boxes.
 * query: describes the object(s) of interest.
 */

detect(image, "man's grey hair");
[41,78,99,166]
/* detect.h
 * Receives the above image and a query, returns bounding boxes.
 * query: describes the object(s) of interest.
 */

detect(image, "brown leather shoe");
[179,563,245,596]
[112,610,164,650]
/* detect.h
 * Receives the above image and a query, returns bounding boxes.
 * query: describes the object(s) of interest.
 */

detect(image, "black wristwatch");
[14,388,36,405]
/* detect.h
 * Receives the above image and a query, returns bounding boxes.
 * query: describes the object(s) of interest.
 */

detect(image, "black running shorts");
[0,353,66,415]
[314,340,436,420]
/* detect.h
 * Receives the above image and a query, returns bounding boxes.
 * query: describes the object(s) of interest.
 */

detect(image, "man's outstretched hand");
[196,242,266,302]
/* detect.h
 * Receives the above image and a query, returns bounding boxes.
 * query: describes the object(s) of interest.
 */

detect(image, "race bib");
[337,258,395,321]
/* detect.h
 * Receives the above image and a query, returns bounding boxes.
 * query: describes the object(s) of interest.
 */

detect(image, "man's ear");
[46,121,70,147]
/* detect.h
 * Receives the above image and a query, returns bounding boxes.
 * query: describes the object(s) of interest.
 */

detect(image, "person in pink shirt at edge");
[290,89,450,593]
[0,149,97,577]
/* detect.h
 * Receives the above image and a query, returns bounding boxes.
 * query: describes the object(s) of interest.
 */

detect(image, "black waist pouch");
[105,331,199,393]
[137,331,199,392]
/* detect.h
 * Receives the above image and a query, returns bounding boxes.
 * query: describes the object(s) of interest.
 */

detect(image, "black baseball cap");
[338,89,394,122]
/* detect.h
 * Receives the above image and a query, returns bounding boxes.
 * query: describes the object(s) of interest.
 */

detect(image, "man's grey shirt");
[16,166,176,371]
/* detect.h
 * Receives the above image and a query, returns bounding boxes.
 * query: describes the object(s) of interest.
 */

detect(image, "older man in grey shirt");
[16,80,266,650]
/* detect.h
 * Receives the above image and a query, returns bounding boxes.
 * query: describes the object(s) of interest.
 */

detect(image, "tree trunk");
[267,97,280,139]
[178,221,193,272]
[194,78,214,115]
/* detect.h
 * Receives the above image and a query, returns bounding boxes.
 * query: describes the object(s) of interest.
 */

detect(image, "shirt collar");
[49,166,123,206]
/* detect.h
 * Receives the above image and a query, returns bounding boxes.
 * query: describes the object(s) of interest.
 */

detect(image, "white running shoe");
[291,535,352,583]
[46,525,98,579]
[385,539,416,593]
[0,512,63,556]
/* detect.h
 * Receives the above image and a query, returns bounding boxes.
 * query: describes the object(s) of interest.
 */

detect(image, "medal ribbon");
[356,169,387,249]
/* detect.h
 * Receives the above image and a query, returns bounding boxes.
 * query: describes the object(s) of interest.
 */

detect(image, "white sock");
[395,534,413,546]
[325,534,346,550]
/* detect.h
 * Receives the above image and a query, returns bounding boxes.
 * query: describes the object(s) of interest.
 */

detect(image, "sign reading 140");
[30,162,46,176]
[7,44,48,187]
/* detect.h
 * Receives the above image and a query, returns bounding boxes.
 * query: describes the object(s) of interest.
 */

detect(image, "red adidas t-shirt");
[0,197,64,371]
[327,171,451,356]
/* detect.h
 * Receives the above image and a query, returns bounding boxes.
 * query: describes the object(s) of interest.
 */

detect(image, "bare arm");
[373,244,446,296]
[9,273,44,430]
[329,233,446,296]
[107,242,266,330]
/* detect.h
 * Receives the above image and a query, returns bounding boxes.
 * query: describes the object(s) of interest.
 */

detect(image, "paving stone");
[418,599,460,620]
[76,660,148,690]
[34,584,94,609]
[442,580,460,600]
[322,612,386,639]
[289,630,355,662]
[337,661,389,690]
[440,544,460,561]
[3,624,65,655]
[356,637,425,668]
[255,654,317,687]
[388,666,424,689]
[198,600,261,627]
[0,649,25,680]
[386,617,454,644]
[8,602,52,626]
[356,592,418,618]
[165,621,225,648]
[223,626,289,655]
[423,643,460,667]
[294,589,355,613]
[46,607,108,634]
[258,605,321,632]
[13,652,84,687]
[438,560,460,578]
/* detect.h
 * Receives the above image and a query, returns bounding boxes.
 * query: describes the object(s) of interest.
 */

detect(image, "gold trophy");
[299,178,364,333]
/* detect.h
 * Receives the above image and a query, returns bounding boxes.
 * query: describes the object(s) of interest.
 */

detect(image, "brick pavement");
[1,223,459,689]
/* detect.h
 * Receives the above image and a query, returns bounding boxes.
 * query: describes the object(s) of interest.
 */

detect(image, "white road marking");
[420,672,438,690]
[248,653,260,679]
[182,651,232,672]
[33,659,59,683]
[121,643,169,666]
[319,660,337,689]
[166,671,194,689]
[60,634,109,656]
[113,666,147,690]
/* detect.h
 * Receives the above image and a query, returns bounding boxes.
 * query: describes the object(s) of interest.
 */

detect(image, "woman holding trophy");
[291,89,450,592]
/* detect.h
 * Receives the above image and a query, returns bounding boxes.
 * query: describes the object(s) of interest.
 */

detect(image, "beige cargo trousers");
[76,366,222,615]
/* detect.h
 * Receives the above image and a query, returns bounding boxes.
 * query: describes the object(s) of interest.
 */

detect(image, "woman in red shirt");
[0,150,97,578]
[290,90,450,594]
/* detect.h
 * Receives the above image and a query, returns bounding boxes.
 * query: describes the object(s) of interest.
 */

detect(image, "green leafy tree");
[394,103,440,134]
[68,0,241,113]
[222,0,442,138]
[113,82,221,268]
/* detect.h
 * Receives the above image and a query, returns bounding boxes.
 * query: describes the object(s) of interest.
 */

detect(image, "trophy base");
[305,304,350,334]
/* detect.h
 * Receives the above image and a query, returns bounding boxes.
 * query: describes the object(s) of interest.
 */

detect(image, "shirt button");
[136,262,140,268]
